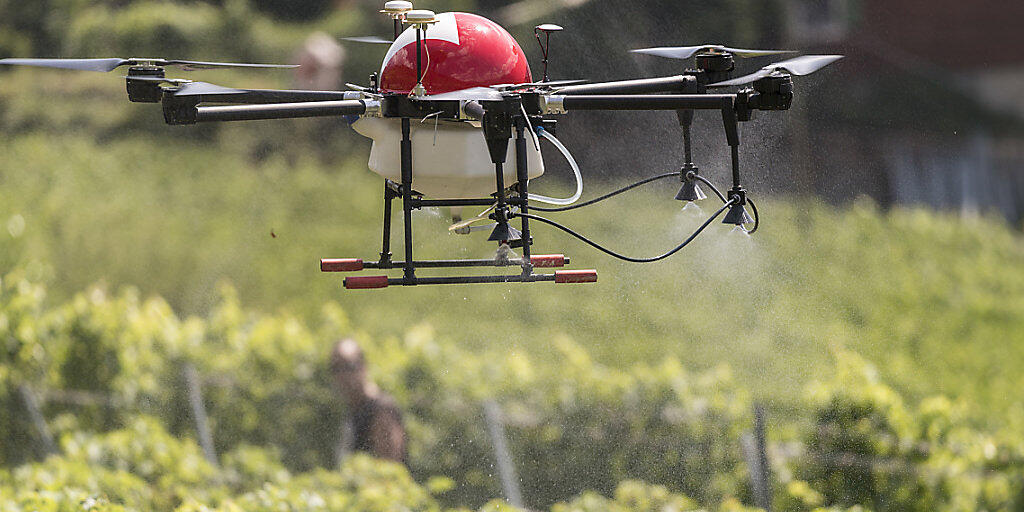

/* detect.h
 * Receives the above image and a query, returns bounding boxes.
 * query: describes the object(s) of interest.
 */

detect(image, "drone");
[0,1,842,290]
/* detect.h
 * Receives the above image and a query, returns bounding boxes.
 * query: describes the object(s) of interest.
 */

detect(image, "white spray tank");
[352,117,545,199]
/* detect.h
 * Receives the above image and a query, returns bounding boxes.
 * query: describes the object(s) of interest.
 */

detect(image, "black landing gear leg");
[514,117,533,276]
[400,117,416,284]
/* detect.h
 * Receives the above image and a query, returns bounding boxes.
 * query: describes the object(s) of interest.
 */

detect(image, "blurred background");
[1,1,1023,511]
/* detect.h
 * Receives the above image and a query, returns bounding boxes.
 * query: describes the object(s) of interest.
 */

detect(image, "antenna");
[380,1,413,39]
[534,24,563,83]
[405,9,438,96]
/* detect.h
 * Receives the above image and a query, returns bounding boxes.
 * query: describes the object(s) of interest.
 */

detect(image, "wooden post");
[18,384,57,457]
[742,404,772,511]
[335,419,354,469]
[183,364,218,465]
[483,400,524,508]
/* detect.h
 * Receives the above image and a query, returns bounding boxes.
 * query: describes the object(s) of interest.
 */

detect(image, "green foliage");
[4,266,1024,510]
[2,491,131,512]
[780,349,1024,512]
[372,329,749,507]
[0,266,752,507]
[5,414,767,512]
[553,479,851,512]
[248,0,333,22]
[0,0,301,61]
[0,416,463,511]
[0,0,91,57]
[552,480,701,512]
[66,2,222,58]
[3,417,215,510]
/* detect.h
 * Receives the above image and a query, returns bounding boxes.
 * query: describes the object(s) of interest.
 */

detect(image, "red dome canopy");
[379,12,533,95]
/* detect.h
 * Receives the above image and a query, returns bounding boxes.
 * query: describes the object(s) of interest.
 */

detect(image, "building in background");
[785,0,1024,222]
[483,0,1024,225]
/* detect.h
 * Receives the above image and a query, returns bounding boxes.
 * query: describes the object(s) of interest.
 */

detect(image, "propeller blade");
[769,54,844,76]
[341,36,394,44]
[0,57,130,72]
[449,204,497,232]
[0,57,295,73]
[491,79,588,90]
[631,45,794,60]
[173,81,247,96]
[707,69,774,88]
[631,46,704,60]
[423,87,506,101]
[708,54,843,88]
[162,59,297,70]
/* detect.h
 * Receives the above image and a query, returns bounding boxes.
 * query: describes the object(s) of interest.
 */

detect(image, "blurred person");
[330,338,407,464]
[293,32,345,90]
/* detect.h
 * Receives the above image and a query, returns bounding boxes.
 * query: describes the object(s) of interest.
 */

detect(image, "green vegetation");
[1,268,1022,510]
[0,128,1022,416]
[1,414,769,512]
[1,71,1022,511]
[2,1,1024,510]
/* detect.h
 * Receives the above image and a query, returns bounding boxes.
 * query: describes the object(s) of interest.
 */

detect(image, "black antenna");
[405,9,437,96]
[534,24,563,83]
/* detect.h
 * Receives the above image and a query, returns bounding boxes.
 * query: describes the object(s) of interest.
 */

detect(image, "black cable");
[516,199,734,263]
[746,197,759,234]
[529,171,680,212]
[691,173,757,233]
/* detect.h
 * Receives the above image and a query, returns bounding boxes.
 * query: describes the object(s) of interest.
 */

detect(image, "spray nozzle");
[722,187,754,227]
[675,165,707,203]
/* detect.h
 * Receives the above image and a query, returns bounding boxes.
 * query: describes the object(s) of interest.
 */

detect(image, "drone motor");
[125,67,167,103]
[694,52,735,84]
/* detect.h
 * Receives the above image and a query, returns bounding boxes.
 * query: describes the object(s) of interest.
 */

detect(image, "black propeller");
[0,57,296,73]
[707,55,844,88]
[631,45,795,60]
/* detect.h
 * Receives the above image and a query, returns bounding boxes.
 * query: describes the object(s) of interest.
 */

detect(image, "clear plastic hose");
[528,128,583,206]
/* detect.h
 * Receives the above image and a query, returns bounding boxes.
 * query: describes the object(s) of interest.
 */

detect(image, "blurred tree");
[0,0,83,57]
[250,0,333,22]
[65,2,229,58]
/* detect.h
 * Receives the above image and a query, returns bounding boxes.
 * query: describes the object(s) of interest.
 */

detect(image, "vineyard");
[2,111,1024,512]
[1,198,1023,510]
[3,1,1024,509]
